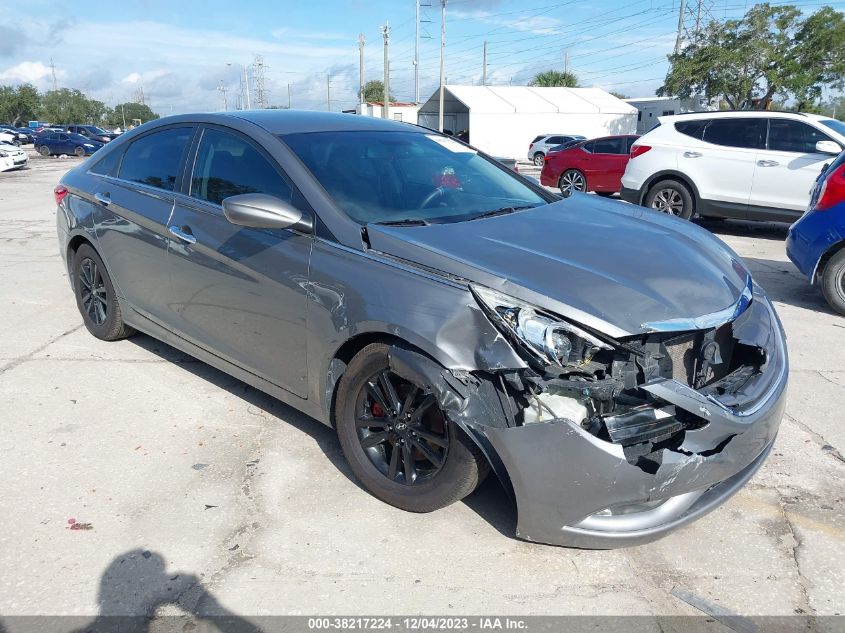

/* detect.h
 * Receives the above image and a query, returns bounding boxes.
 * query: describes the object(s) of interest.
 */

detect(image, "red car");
[540,135,639,196]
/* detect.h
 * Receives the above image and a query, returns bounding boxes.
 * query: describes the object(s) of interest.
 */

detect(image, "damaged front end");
[386,281,787,549]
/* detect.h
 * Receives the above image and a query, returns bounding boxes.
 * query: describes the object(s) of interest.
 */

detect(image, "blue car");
[36,131,103,157]
[786,150,845,315]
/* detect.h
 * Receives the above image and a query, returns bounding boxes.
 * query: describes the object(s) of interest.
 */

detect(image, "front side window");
[768,119,835,154]
[118,127,193,191]
[702,118,766,149]
[282,130,547,225]
[190,128,293,206]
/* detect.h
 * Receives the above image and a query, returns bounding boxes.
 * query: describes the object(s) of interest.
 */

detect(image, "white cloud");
[0,60,62,88]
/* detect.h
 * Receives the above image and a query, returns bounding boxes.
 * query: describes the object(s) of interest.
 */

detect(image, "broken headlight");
[472,285,613,368]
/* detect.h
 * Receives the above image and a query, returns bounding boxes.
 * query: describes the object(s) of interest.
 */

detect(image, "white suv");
[620,111,845,222]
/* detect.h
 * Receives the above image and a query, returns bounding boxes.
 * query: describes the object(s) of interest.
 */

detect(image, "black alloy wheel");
[356,368,449,485]
[335,343,488,512]
[78,257,108,325]
[72,244,135,341]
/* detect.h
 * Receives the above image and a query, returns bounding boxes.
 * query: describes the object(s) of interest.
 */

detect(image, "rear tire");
[38,145,50,157]
[645,179,694,220]
[533,152,545,167]
[335,343,488,513]
[558,169,587,197]
[821,249,845,316]
[72,244,135,341]
[74,146,85,157]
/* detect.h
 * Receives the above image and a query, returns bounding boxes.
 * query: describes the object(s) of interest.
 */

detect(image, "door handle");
[168,225,197,244]
[683,151,702,158]
[757,159,779,167]
[94,192,111,206]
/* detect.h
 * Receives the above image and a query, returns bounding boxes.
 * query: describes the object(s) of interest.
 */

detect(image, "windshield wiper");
[470,205,537,221]
[375,218,430,226]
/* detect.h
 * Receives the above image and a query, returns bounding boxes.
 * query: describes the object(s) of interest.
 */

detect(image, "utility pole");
[674,0,686,54]
[242,65,251,109]
[287,83,292,109]
[381,21,391,119]
[482,40,487,86]
[327,75,331,112]
[253,54,267,109]
[414,0,420,102]
[438,0,446,132]
[358,33,366,107]
[50,58,58,91]
[564,50,569,74]
[217,81,229,111]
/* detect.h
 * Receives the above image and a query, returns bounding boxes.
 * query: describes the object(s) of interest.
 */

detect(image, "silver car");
[55,111,787,548]
[527,133,586,166]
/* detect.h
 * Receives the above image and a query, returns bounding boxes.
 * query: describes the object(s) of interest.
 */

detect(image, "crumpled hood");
[365,195,751,337]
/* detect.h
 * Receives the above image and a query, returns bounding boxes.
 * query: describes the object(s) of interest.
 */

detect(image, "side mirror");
[815,140,842,155]
[222,193,313,233]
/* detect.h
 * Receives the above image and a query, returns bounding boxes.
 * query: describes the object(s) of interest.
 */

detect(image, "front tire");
[821,249,845,316]
[72,244,135,341]
[335,343,487,513]
[645,179,694,219]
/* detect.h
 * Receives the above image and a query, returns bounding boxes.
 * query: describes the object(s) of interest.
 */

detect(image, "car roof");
[661,110,826,123]
[146,110,416,135]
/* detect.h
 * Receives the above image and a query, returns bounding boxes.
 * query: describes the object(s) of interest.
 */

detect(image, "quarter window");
[190,128,293,206]
[768,119,835,154]
[118,127,193,191]
[89,149,122,176]
[702,118,766,149]
[674,120,707,139]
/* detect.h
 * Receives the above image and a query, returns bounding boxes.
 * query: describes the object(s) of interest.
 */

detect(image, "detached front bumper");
[480,291,788,549]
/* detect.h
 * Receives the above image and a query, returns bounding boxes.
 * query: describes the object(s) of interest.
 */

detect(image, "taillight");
[630,144,651,158]
[814,164,845,211]
[528,143,534,149]
[54,185,68,206]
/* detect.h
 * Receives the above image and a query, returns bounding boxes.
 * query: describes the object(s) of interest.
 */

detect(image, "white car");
[0,142,28,172]
[620,111,845,222]
[0,130,18,145]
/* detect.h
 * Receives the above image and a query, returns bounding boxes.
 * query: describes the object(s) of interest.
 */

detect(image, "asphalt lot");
[0,150,844,629]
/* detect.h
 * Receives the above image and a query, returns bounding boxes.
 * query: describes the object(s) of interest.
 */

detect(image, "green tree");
[659,3,845,110]
[360,80,394,103]
[40,88,109,124]
[106,102,160,127]
[0,84,41,126]
[529,70,579,88]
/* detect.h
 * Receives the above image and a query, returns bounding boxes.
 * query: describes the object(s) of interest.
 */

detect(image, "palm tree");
[529,70,579,88]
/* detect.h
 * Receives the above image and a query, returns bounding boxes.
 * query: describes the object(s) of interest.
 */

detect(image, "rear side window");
[118,127,194,191]
[546,136,565,144]
[674,120,707,139]
[89,149,122,176]
[531,135,544,143]
[768,119,834,154]
[702,118,766,149]
[190,127,293,206]
[592,137,625,154]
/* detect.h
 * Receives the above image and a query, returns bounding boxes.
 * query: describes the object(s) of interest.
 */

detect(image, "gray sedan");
[55,111,787,548]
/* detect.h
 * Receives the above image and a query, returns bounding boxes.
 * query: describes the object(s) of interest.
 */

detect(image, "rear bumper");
[620,185,641,205]
[480,291,788,549]
[786,209,844,283]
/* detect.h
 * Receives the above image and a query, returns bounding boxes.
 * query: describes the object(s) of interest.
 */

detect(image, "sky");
[2,0,844,115]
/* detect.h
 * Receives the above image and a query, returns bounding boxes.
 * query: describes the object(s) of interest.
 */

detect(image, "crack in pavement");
[776,490,817,628]
[784,412,845,465]
[0,324,84,375]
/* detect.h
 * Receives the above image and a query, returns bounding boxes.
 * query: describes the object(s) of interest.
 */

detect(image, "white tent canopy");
[418,86,638,159]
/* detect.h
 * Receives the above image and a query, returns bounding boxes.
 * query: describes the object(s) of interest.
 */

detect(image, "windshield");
[820,119,845,139]
[282,130,547,225]
[84,126,108,134]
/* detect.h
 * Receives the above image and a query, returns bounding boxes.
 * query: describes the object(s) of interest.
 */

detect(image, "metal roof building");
[418,85,638,159]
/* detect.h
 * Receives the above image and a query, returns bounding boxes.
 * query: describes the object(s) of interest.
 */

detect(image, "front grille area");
[663,332,699,385]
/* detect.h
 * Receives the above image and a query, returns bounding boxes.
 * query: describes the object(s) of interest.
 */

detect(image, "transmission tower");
[252,55,268,109]
[674,0,717,53]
